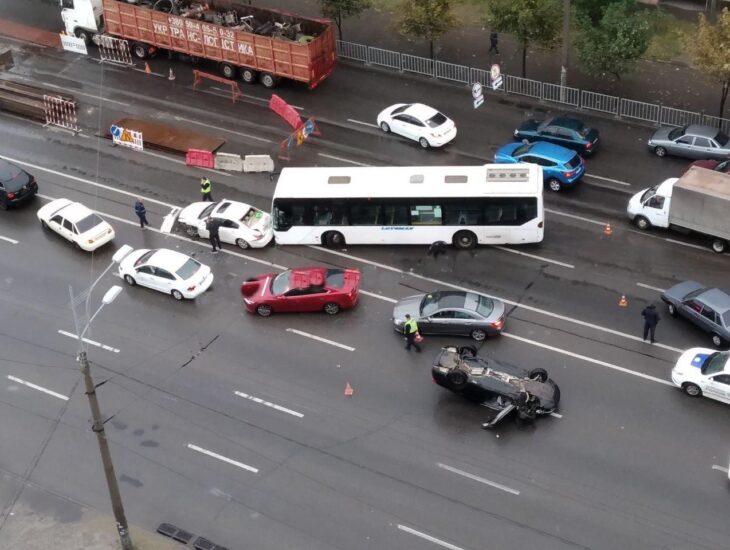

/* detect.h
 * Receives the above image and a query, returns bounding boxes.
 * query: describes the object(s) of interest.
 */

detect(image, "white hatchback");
[376,103,457,148]
[177,199,273,249]
[119,248,213,301]
[671,347,730,404]
[37,198,115,251]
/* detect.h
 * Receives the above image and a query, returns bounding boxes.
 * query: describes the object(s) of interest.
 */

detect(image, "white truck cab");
[60,0,103,44]
[626,177,676,230]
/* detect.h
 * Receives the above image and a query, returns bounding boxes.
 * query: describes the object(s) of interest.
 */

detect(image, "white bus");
[271,164,544,249]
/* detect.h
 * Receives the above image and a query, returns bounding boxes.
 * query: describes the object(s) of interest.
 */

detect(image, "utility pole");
[708,0,718,24]
[560,0,571,102]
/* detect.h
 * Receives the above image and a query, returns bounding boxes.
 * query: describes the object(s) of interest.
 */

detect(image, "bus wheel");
[453,230,476,250]
[324,231,345,249]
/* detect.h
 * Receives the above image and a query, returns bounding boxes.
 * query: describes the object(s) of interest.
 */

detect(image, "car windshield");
[577,124,590,137]
[134,249,156,267]
[392,104,411,115]
[702,352,729,375]
[425,112,448,128]
[640,185,658,202]
[683,288,706,301]
[176,258,201,280]
[715,160,730,172]
[0,161,22,182]
[722,311,730,327]
[76,213,104,233]
[714,131,730,147]
[271,271,291,295]
[566,154,582,169]
[668,127,685,140]
[513,143,533,156]
[198,203,216,220]
[476,296,494,317]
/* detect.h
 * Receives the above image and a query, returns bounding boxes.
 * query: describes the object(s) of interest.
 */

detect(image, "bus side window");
[351,203,381,225]
[382,204,409,225]
[443,203,481,225]
[291,203,313,226]
[410,205,442,225]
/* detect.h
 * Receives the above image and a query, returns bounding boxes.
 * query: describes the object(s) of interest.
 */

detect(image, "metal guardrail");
[336,39,730,130]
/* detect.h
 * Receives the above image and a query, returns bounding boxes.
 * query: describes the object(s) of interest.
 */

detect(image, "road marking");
[131,66,166,78]
[360,290,398,303]
[347,118,379,129]
[309,246,683,353]
[397,525,466,550]
[57,329,120,354]
[0,235,18,244]
[173,115,275,144]
[637,282,666,293]
[6,375,69,401]
[494,246,574,269]
[584,173,632,186]
[665,238,711,251]
[186,443,259,473]
[711,464,729,473]
[544,207,606,226]
[550,412,563,419]
[285,328,355,351]
[502,332,674,386]
[317,153,371,166]
[6,74,131,106]
[437,463,520,495]
[234,391,304,418]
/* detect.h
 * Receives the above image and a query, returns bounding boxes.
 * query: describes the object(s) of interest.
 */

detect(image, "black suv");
[0,159,38,209]
[432,346,560,428]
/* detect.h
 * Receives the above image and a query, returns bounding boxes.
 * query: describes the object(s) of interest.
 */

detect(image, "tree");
[319,0,371,42]
[687,8,730,119]
[572,0,621,25]
[574,0,651,81]
[397,0,458,60]
[483,0,562,78]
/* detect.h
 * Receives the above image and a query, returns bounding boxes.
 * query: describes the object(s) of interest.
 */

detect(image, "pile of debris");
[0,79,77,121]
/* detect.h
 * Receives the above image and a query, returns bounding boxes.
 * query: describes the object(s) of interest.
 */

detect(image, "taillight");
[6,193,15,199]
[491,319,504,330]
[87,239,94,244]
[563,171,575,177]
[585,142,593,150]
[252,230,264,240]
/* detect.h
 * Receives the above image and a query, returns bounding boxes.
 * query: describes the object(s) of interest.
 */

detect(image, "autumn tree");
[483,0,562,78]
[397,0,457,60]
[687,8,730,119]
[320,0,371,41]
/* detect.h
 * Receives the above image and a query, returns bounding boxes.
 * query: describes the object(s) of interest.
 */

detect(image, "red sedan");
[689,158,730,173]
[241,267,360,317]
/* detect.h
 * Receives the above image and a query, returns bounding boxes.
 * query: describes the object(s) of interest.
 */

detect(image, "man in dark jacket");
[489,32,499,54]
[642,303,660,344]
[206,217,223,253]
[134,199,149,229]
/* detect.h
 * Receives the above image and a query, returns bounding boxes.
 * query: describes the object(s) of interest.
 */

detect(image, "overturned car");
[432,346,560,429]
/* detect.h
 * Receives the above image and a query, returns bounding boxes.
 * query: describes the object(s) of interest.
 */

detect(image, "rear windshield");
[176,258,201,280]
[199,203,216,219]
[426,113,448,128]
[566,155,582,169]
[577,125,590,137]
[271,271,291,295]
[325,269,345,288]
[0,161,28,191]
[476,296,494,317]
[714,131,730,147]
[668,127,685,140]
[134,250,156,267]
[76,213,104,233]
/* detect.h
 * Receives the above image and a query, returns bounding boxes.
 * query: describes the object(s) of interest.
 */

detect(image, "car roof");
[148,249,190,270]
[525,141,575,161]
[213,200,252,221]
[686,125,720,138]
[57,202,94,223]
[289,267,328,288]
[549,116,584,130]
[698,288,730,312]
[405,103,439,120]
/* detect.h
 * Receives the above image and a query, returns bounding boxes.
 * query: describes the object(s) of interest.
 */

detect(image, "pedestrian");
[642,303,660,344]
[206,217,223,253]
[200,177,213,202]
[489,32,499,54]
[427,240,447,259]
[134,198,149,229]
[403,313,422,352]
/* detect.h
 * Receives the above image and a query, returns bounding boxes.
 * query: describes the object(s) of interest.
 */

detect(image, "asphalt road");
[0,15,729,550]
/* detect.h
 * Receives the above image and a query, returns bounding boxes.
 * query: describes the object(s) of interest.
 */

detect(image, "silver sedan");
[648,124,730,160]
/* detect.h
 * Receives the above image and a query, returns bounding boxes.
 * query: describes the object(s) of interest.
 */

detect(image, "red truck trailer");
[62,0,337,88]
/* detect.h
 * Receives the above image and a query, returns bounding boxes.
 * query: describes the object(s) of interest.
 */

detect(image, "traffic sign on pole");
[471,82,484,109]
[490,64,503,90]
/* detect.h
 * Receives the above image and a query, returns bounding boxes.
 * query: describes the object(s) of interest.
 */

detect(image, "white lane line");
[397,525,466,550]
[285,328,355,351]
[665,238,710,252]
[0,235,19,244]
[550,412,563,419]
[234,391,304,418]
[347,118,379,129]
[711,464,729,473]
[186,443,259,473]
[173,115,275,144]
[544,207,606,226]
[584,173,632,186]
[57,329,120,354]
[637,282,666,293]
[360,290,398,303]
[7,375,69,401]
[6,75,131,106]
[310,246,683,353]
[437,463,520,495]
[502,332,674,387]
[317,153,372,166]
[494,246,574,269]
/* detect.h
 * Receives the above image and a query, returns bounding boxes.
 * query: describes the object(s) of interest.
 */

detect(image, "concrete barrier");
[214,152,243,172]
[243,154,275,173]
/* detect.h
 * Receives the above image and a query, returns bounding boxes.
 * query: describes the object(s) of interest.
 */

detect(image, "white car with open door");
[37,198,114,251]
[671,347,730,404]
[376,103,457,148]
[119,248,213,301]
[177,199,273,249]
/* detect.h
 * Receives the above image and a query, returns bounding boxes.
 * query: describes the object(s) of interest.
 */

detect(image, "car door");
[670,135,696,157]
[534,157,559,180]
[218,219,239,244]
[680,299,707,331]
[390,114,413,139]
[424,310,456,334]
[452,310,482,336]
[537,126,559,146]
[48,214,65,239]
[643,194,667,227]
[703,374,730,404]
[134,265,156,289]
[692,137,717,160]
[151,267,176,294]
[300,286,329,312]
[697,303,721,334]
[62,218,78,244]
[553,128,577,150]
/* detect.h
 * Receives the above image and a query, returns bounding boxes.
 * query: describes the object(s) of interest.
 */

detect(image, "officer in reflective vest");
[404,314,421,352]
[200,177,213,202]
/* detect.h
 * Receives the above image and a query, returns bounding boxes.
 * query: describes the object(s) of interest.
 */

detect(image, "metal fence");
[336,39,730,130]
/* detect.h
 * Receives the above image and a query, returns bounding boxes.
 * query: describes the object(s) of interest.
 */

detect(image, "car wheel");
[236,238,250,249]
[453,230,477,250]
[40,219,48,230]
[185,225,198,238]
[667,303,677,317]
[447,370,468,387]
[324,231,345,249]
[711,238,727,254]
[380,121,390,133]
[528,368,549,382]
[123,274,136,286]
[654,146,667,157]
[458,345,477,358]
[0,201,7,211]
[241,68,258,84]
[323,302,340,315]
[470,329,487,341]
[256,304,272,317]
[419,137,430,149]
[712,333,725,347]
[547,178,562,192]
[171,289,184,301]
[634,216,651,231]
[682,382,702,397]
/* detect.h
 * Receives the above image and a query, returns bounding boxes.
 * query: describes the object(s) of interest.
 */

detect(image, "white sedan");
[37,198,114,251]
[119,248,213,301]
[376,103,457,148]
[177,199,273,249]
[671,347,730,404]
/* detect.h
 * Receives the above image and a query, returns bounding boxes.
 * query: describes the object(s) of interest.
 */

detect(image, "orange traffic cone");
[168,68,175,81]
[604,223,613,236]
[618,294,628,308]
[144,62,151,74]
[344,383,354,397]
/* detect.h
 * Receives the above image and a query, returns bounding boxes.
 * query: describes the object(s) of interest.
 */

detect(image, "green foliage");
[574,0,651,80]
[398,0,458,59]
[320,0,372,41]
[686,8,730,118]
[572,0,622,25]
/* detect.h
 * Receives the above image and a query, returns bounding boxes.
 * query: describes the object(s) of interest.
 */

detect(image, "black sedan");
[514,116,599,156]
[432,346,560,428]
[0,158,38,209]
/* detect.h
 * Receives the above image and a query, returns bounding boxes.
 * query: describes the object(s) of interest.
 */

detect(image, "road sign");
[60,34,88,56]
[490,64,503,90]
[472,81,484,109]
[111,125,143,151]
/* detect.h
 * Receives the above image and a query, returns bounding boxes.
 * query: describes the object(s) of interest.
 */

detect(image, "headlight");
[394,319,403,325]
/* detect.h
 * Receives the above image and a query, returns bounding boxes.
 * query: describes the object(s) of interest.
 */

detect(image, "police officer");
[134,198,149,229]
[404,314,421,352]
[200,177,213,202]
[641,303,660,344]
[207,217,223,253]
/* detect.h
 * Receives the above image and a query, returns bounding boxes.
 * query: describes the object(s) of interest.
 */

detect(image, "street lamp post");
[559,0,571,102]
[69,245,133,550]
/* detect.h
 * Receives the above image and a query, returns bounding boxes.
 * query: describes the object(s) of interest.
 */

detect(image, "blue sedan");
[494,141,585,192]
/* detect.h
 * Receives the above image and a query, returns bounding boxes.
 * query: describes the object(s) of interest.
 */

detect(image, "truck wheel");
[75,28,91,46]
[132,43,150,59]
[241,69,258,84]
[711,238,727,254]
[220,63,237,80]
[261,73,279,89]
[634,216,651,230]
